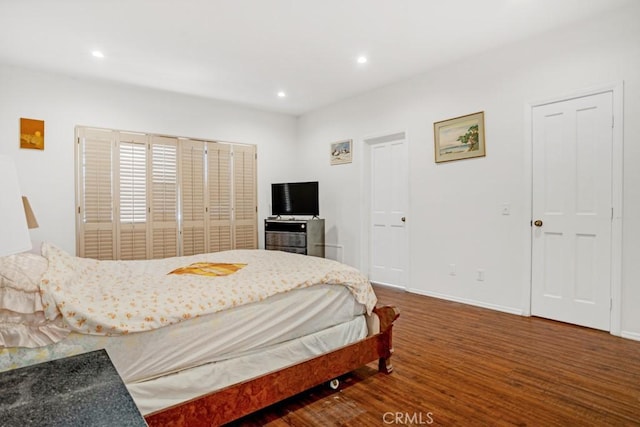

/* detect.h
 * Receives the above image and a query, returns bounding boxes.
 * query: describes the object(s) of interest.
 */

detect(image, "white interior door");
[531,91,613,331]
[369,137,408,288]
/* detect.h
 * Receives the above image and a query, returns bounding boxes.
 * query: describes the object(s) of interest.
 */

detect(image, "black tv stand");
[265,218,325,257]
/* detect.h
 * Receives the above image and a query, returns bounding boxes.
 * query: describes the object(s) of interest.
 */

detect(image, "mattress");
[0,284,365,383]
[131,315,368,415]
[38,244,377,338]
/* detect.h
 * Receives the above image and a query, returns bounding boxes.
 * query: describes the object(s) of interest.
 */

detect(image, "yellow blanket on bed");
[168,262,247,276]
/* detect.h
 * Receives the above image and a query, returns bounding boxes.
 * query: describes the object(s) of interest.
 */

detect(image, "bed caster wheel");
[328,379,340,390]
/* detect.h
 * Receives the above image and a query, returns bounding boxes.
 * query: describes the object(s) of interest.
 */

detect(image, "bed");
[0,243,399,426]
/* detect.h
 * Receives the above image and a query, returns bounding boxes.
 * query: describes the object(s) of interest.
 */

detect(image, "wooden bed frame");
[144,305,399,426]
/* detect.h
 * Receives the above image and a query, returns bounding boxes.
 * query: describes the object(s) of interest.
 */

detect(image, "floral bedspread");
[39,243,377,336]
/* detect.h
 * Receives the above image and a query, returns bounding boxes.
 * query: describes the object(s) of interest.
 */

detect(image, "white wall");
[296,3,640,337]
[0,65,298,254]
[1,3,638,338]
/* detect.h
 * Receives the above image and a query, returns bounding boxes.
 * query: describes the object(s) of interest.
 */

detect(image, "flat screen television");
[271,181,319,217]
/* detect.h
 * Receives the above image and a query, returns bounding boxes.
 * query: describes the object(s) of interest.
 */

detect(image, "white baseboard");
[621,331,640,342]
[406,287,525,316]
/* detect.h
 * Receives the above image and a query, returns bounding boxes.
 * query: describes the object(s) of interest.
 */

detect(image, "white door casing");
[368,135,408,288]
[531,91,613,331]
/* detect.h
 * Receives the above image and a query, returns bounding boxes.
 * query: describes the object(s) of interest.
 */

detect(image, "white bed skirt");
[129,315,368,415]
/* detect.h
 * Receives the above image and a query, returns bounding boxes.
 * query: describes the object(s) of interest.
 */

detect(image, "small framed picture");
[20,118,45,150]
[434,111,485,163]
[330,139,352,165]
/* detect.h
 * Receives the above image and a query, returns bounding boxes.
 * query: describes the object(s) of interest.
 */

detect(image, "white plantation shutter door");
[150,136,179,258]
[207,142,233,252]
[77,128,116,259]
[180,140,206,256]
[233,144,257,249]
[117,133,148,260]
[77,126,257,259]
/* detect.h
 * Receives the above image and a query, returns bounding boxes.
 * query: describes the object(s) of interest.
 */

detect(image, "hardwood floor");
[231,285,640,426]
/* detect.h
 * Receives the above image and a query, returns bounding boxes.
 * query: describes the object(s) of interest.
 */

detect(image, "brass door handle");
[534,220,543,227]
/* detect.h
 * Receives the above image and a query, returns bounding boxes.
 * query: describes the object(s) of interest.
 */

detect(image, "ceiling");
[0,0,633,116]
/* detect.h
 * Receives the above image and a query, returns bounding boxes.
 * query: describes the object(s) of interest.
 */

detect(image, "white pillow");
[0,252,48,293]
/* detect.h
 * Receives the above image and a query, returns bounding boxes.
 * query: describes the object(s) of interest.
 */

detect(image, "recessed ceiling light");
[277,91,286,98]
[92,51,105,59]
[357,56,367,64]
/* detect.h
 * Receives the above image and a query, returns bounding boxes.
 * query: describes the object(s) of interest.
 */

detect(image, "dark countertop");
[0,349,147,427]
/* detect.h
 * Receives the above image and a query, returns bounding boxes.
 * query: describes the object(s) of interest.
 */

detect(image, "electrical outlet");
[501,203,511,215]
[449,264,456,276]
[477,269,485,281]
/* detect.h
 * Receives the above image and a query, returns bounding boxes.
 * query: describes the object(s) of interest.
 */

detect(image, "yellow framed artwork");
[20,118,45,150]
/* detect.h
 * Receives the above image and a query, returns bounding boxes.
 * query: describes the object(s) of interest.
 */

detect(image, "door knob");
[534,220,543,227]
[401,217,406,222]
